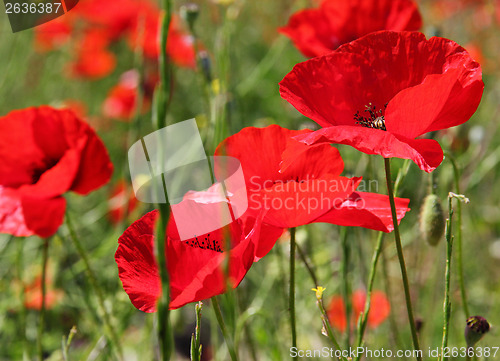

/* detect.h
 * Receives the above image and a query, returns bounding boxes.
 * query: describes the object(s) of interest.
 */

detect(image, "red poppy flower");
[128,12,197,68]
[34,17,73,52]
[214,125,409,231]
[280,31,484,172]
[327,290,390,332]
[72,0,139,40]
[103,71,141,121]
[115,201,283,312]
[108,180,138,225]
[496,0,500,24]
[280,0,422,58]
[0,106,113,237]
[69,30,116,79]
[24,273,63,310]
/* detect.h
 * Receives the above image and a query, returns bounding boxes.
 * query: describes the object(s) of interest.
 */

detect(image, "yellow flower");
[311,286,326,300]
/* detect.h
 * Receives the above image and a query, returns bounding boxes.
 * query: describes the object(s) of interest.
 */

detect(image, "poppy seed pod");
[465,316,490,347]
[180,4,199,32]
[419,194,445,246]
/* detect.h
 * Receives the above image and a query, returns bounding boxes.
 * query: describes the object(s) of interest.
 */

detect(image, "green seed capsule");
[419,194,445,246]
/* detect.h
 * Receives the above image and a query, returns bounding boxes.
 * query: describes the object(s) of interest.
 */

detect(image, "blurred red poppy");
[115,204,283,312]
[34,17,73,52]
[280,0,422,58]
[327,290,390,332]
[496,0,500,24]
[128,12,197,68]
[280,31,484,172]
[108,180,138,225]
[214,125,409,231]
[24,274,63,310]
[103,71,141,121]
[69,30,116,79]
[72,0,139,40]
[0,106,113,237]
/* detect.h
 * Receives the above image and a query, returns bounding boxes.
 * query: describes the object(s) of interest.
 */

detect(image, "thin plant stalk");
[64,213,123,361]
[212,296,238,361]
[381,244,403,349]
[16,237,29,360]
[156,0,173,129]
[355,159,410,358]
[155,203,173,361]
[440,196,454,361]
[61,326,77,361]
[445,152,470,318]
[384,158,422,360]
[37,237,50,361]
[312,287,348,361]
[296,242,319,287]
[354,231,383,359]
[154,0,175,359]
[190,302,203,361]
[340,227,351,348]
[289,227,297,359]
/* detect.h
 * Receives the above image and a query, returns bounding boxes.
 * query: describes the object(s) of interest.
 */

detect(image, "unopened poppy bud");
[180,4,199,32]
[465,316,490,347]
[199,50,212,83]
[419,194,445,246]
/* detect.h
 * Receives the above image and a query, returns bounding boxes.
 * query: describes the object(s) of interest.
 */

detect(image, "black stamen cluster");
[354,103,388,131]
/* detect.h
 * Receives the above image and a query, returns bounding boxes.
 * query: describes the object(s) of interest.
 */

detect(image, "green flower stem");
[62,326,77,361]
[354,232,383,361]
[156,0,173,129]
[37,237,49,361]
[381,244,403,349]
[16,237,29,360]
[190,302,203,361]
[384,158,422,360]
[289,227,297,359]
[444,152,469,318]
[154,0,174,359]
[156,202,173,361]
[312,288,348,361]
[340,228,351,349]
[355,159,410,359]
[212,296,238,361]
[64,213,123,361]
[440,196,454,361]
[295,241,319,287]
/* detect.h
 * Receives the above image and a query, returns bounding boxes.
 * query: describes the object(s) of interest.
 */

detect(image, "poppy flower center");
[354,103,387,131]
[185,233,224,253]
[31,158,58,184]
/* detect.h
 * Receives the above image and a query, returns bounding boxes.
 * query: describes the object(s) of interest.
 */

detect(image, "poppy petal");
[0,186,33,237]
[259,176,361,228]
[368,291,391,327]
[21,196,66,238]
[215,125,311,191]
[279,52,382,128]
[115,210,160,313]
[313,192,410,232]
[279,8,334,57]
[294,126,444,172]
[327,295,347,332]
[385,64,483,139]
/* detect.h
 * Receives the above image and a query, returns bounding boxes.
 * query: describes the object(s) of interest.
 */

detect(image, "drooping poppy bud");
[465,316,490,347]
[419,194,445,246]
[180,3,199,32]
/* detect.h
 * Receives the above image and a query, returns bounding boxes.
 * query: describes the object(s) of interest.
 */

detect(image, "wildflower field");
[1,0,500,360]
